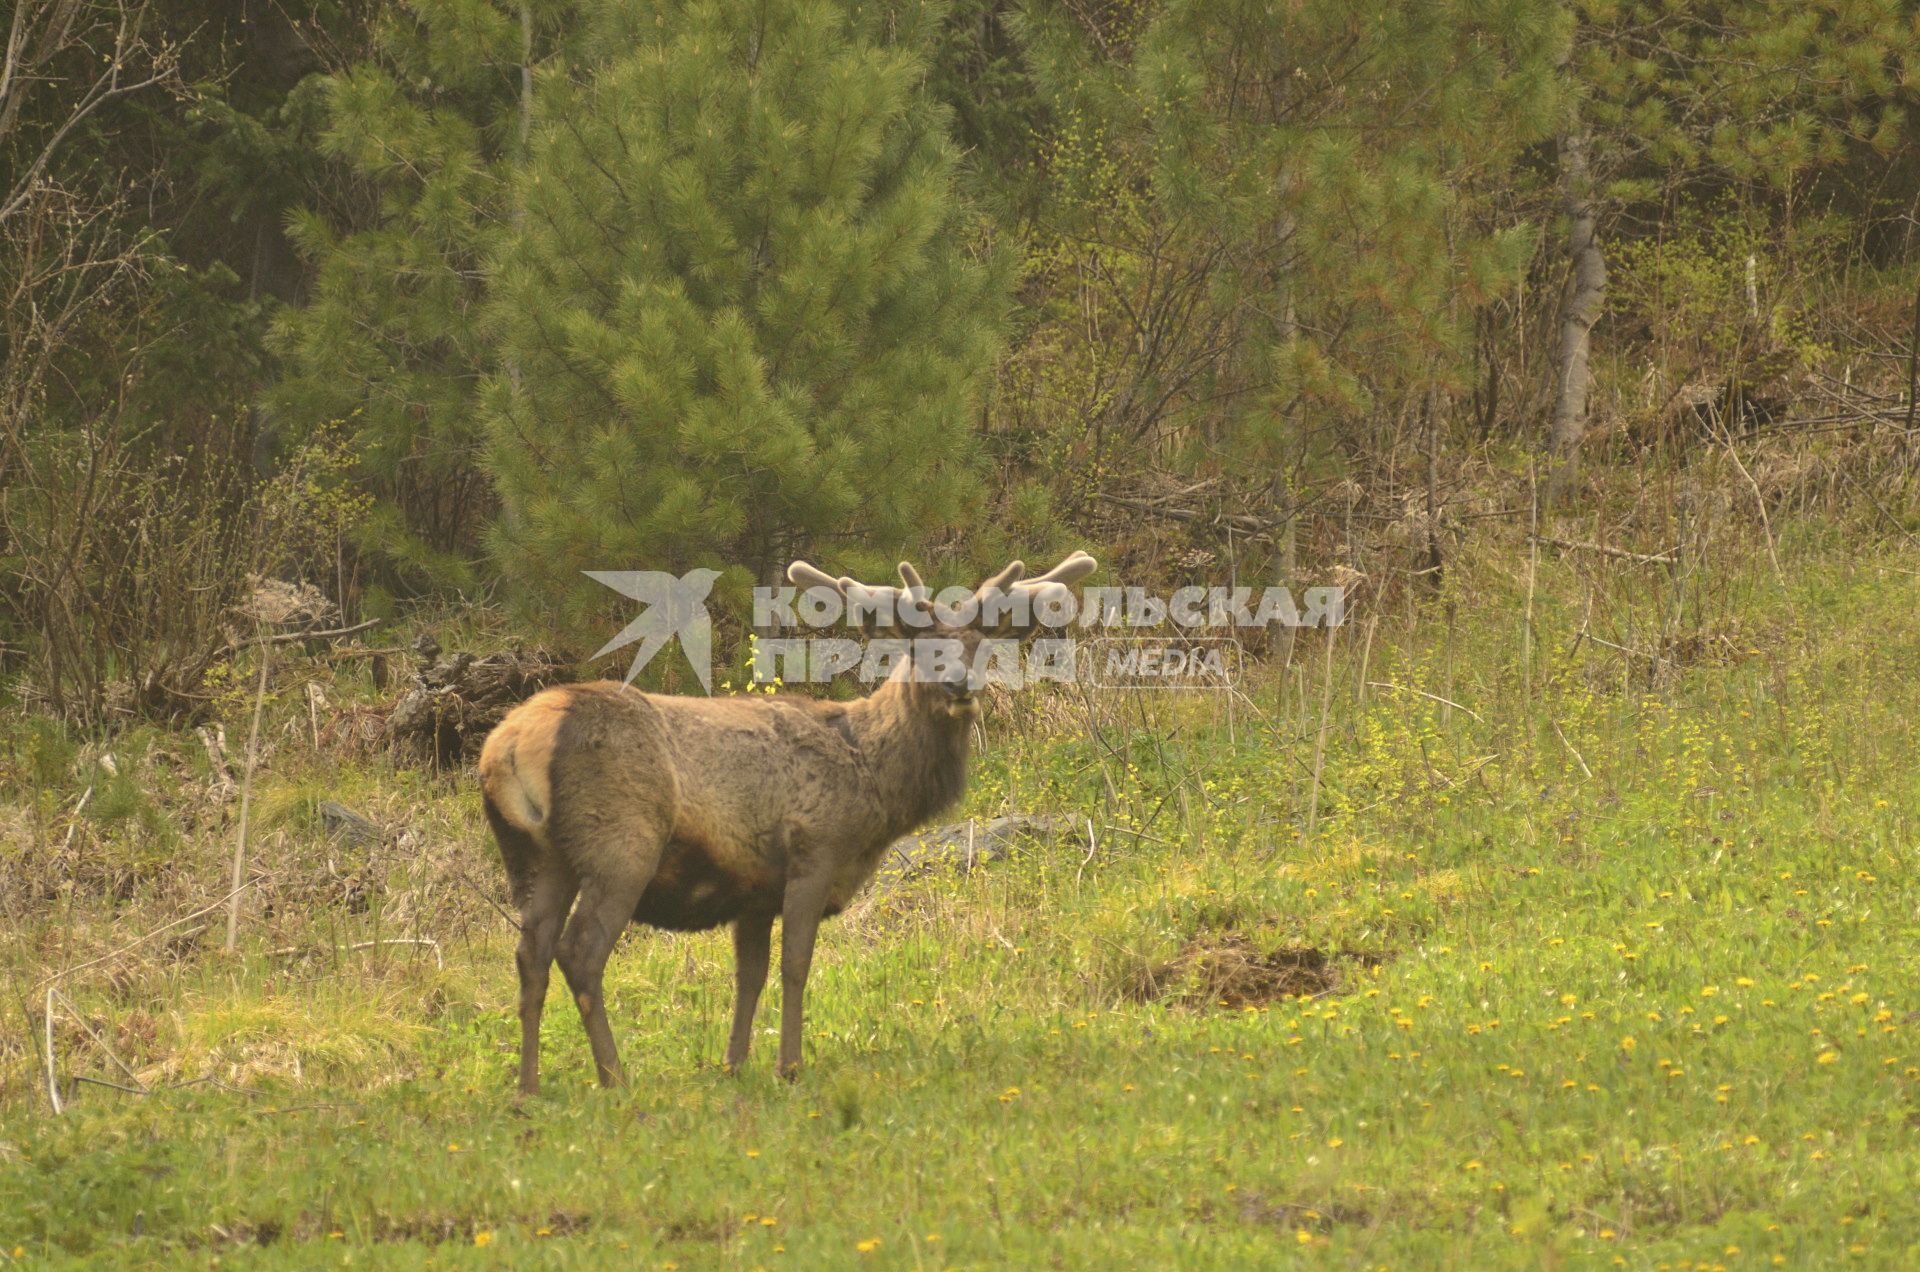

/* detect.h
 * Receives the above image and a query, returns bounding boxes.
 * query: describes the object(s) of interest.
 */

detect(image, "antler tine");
[974,560,1026,598]
[787,560,845,595]
[896,561,930,604]
[1014,550,1098,592]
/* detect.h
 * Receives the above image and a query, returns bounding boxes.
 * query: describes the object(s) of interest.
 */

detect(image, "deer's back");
[480,682,889,930]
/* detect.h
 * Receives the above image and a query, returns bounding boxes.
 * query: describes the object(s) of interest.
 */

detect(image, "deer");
[479,550,1097,1094]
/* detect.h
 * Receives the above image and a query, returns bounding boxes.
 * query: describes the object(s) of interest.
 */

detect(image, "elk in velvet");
[479,551,1097,1093]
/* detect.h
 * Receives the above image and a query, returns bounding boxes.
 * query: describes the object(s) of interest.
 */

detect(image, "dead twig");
[225,634,271,952]
[1529,535,1679,566]
[212,619,379,660]
[1366,681,1484,723]
[259,936,444,971]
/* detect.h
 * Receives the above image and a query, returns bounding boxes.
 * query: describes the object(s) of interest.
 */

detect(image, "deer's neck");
[849,676,972,840]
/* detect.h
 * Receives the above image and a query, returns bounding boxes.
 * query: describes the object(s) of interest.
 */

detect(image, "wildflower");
[473,1232,493,1248]
[856,1238,882,1253]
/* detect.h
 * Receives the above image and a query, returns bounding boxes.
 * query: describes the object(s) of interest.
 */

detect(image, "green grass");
[3,537,1919,1267]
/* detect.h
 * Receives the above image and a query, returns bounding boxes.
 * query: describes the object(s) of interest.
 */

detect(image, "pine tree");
[271,2,564,595]
[482,0,1006,633]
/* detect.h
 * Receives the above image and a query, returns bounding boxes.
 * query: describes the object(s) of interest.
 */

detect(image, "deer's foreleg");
[724,911,775,1072]
[777,870,834,1079]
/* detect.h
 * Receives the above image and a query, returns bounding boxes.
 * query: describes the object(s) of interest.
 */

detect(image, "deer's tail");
[478,689,570,836]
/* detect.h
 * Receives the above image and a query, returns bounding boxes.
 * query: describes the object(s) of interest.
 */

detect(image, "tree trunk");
[1548,127,1605,495]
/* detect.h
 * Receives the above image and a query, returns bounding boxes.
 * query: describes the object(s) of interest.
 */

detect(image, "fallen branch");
[1530,535,1679,566]
[1095,492,1288,537]
[259,936,444,971]
[215,619,379,659]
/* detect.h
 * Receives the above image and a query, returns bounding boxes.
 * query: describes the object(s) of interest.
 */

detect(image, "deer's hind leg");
[514,865,578,1096]
[556,856,660,1083]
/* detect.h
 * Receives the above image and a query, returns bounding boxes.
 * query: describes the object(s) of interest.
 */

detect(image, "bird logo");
[585,568,723,693]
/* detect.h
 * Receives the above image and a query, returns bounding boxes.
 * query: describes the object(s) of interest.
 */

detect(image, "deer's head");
[786,551,1098,719]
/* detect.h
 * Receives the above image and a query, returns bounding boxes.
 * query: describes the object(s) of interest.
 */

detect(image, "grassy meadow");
[3,523,1919,1268]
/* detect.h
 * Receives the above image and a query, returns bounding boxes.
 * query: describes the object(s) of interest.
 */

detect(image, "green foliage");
[920,0,1045,217]
[1007,0,1566,506]
[270,2,568,593]
[482,0,1009,633]
[1577,0,1920,193]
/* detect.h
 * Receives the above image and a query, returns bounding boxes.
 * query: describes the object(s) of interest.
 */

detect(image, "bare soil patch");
[1129,933,1387,1008]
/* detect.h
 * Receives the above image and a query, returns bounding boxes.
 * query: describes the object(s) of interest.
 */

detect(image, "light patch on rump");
[478,687,574,837]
